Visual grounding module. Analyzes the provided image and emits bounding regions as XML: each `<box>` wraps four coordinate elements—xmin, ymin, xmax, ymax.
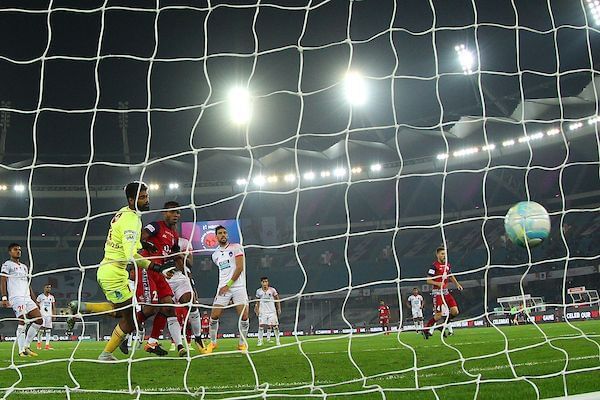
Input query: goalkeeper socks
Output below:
<box><xmin>82</xmin><ymin>302</ymin><xmax>114</xmax><ymax>314</ymax></box>
<box><xmin>167</xmin><ymin>316</ymin><xmax>183</xmax><ymax>346</ymax></box>
<box><xmin>209</xmin><ymin>318</ymin><xmax>219</xmax><ymax>344</ymax></box>
<box><xmin>188</xmin><ymin>310</ymin><xmax>202</xmax><ymax>337</ymax></box>
<box><xmin>16</xmin><ymin>325</ymin><xmax>26</xmax><ymax>353</ymax></box>
<box><xmin>151</xmin><ymin>313</ymin><xmax>167</xmax><ymax>340</ymax></box>
<box><xmin>24</xmin><ymin>322</ymin><xmax>42</xmax><ymax>349</ymax></box>
<box><xmin>239</xmin><ymin>319</ymin><xmax>249</xmax><ymax>345</ymax></box>
<box><xmin>104</xmin><ymin>324</ymin><xmax>126</xmax><ymax>353</ymax></box>
<box><xmin>258</xmin><ymin>327</ymin><xmax>264</xmax><ymax>342</ymax></box>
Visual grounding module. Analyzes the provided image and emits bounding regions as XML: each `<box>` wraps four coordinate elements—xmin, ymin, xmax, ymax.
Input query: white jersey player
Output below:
<box><xmin>407</xmin><ymin>288</ymin><xmax>424</xmax><ymax>332</ymax></box>
<box><xmin>254</xmin><ymin>277</ymin><xmax>281</xmax><ymax>346</ymax></box>
<box><xmin>205</xmin><ymin>225</ymin><xmax>249</xmax><ymax>353</ymax></box>
<box><xmin>36</xmin><ymin>284</ymin><xmax>56</xmax><ymax>350</ymax></box>
<box><xmin>0</xmin><ymin>243</ymin><xmax>43</xmax><ymax>357</ymax></box>
<box><xmin>165</xmin><ymin>236</ymin><xmax>206</xmax><ymax>353</ymax></box>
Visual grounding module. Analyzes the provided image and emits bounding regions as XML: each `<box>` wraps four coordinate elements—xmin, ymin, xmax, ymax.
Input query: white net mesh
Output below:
<box><xmin>0</xmin><ymin>0</ymin><xmax>599</xmax><ymax>399</ymax></box>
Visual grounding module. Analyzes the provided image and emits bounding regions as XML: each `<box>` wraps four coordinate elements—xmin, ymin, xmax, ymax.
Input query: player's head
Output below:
<box><xmin>379</xmin><ymin>299</ymin><xmax>385</xmax><ymax>305</ymax></box>
<box><xmin>7</xmin><ymin>243</ymin><xmax>21</xmax><ymax>260</ymax></box>
<box><xmin>412</xmin><ymin>287</ymin><xmax>419</xmax><ymax>295</ymax></box>
<box><xmin>215</xmin><ymin>225</ymin><xmax>228</xmax><ymax>245</ymax></box>
<box><xmin>44</xmin><ymin>284</ymin><xmax>52</xmax><ymax>294</ymax></box>
<box><xmin>125</xmin><ymin>181</ymin><xmax>149</xmax><ymax>212</ymax></box>
<box><xmin>436</xmin><ymin>246</ymin><xmax>446</xmax><ymax>263</ymax></box>
<box><xmin>162</xmin><ymin>201</ymin><xmax>181</xmax><ymax>227</ymax></box>
<box><xmin>260</xmin><ymin>276</ymin><xmax>269</xmax><ymax>288</ymax></box>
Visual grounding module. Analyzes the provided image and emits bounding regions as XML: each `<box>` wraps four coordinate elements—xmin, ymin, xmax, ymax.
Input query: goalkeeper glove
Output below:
<box><xmin>150</xmin><ymin>258</ymin><xmax>176</xmax><ymax>274</ymax></box>
<box><xmin>141</xmin><ymin>241</ymin><xmax>158</xmax><ymax>253</ymax></box>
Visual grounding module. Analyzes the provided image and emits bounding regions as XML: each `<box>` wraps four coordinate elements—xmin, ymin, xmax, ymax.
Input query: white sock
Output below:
<box><xmin>127</xmin><ymin>334</ymin><xmax>133</xmax><ymax>347</ymax></box>
<box><xmin>258</xmin><ymin>327</ymin><xmax>264</xmax><ymax>342</ymax></box>
<box><xmin>24</xmin><ymin>323</ymin><xmax>42</xmax><ymax>349</ymax></box>
<box><xmin>274</xmin><ymin>326</ymin><xmax>280</xmax><ymax>343</ymax></box>
<box><xmin>45</xmin><ymin>330</ymin><xmax>51</xmax><ymax>345</ymax></box>
<box><xmin>239</xmin><ymin>319</ymin><xmax>249</xmax><ymax>345</ymax></box>
<box><xmin>16</xmin><ymin>325</ymin><xmax>26</xmax><ymax>353</ymax></box>
<box><xmin>37</xmin><ymin>329</ymin><xmax>42</xmax><ymax>344</ymax></box>
<box><xmin>266</xmin><ymin>328</ymin><xmax>272</xmax><ymax>341</ymax></box>
<box><xmin>448</xmin><ymin>325</ymin><xmax>454</xmax><ymax>334</ymax></box>
<box><xmin>188</xmin><ymin>310</ymin><xmax>202</xmax><ymax>338</ymax></box>
<box><xmin>167</xmin><ymin>317</ymin><xmax>183</xmax><ymax>346</ymax></box>
<box><xmin>209</xmin><ymin>318</ymin><xmax>219</xmax><ymax>344</ymax></box>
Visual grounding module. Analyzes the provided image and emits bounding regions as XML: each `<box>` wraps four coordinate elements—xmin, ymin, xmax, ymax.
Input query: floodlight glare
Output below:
<box><xmin>236</xmin><ymin>178</ymin><xmax>247</xmax><ymax>186</ymax></box>
<box><xmin>14</xmin><ymin>184</ymin><xmax>25</xmax><ymax>192</ymax></box>
<box><xmin>455</xmin><ymin>44</ymin><xmax>475</xmax><ymax>74</ymax></box>
<box><xmin>502</xmin><ymin>140</ymin><xmax>515</xmax><ymax>147</ymax></box>
<box><xmin>253</xmin><ymin>175</ymin><xmax>266</xmax><ymax>186</ymax></box>
<box><xmin>320</xmin><ymin>170</ymin><xmax>331</xmax><ymax>178</ymax></box>
<box><xmin>343</xmin><ymin>71</ymin><xmax>367</xmax><ymax>106</ymax></box>
<box><xmin>168</xmin><ymin>182</ymin><xmax>179</xmax><ymax>190</ymax></box>
<box><xmin>303</xmin><ymin>171</ymin><xmax>315</xmax><ymax>181</ymax></box>
<box><xmin>436</xmin><ymin>154</ymin><xmax>449</xmax><ymax>160</ymax></box>
<box><xmin>284</xmin><ymin>174</ymin><xmax>296</xmax><ymax>183</ymax></box>
<box><xmin>228</xmin><ymin>87</ymin><xmax>252</xmax><ymax>124</ymax></box>
<box><xmin>546</xmin><ymin>128</ymin><xmax>560</xmax><ymax>136</ymax></box>
<box><xmin>333</xmin><ymin>167</ymin><xmax>346</xmax><ymax>177</ymax></box>
<box><xmin>569</xmin><ymin>122</ymin><xmax>583</xmax><ymax>131</ymax></box>
<box><xmin>351</xmin><ymin>167</ymin><xmax>362</xmax><ymax>174</ymax></box>
<box><xmin>149</xmin><ymin>183</ymin><xmax>160</xmax><ymax>190</ymax></box>
<box><xmin>586</xmin><ymin>0</ymin><xmax>600</xmax><ymax>25</ymax></box>
<box><xmin>267</xmin><ymin>175</ymin><xmax>279</xmax><ymax>183</ymax></box>
<box><xmin>370</xmin><ymin>163</ymin><xmax>382</xmax><ymax>171</ymax></box>
<box><xmin>0</xmin><ymin>185</ymin><xmax>7</xmax><ymax>191</ymax></box>
<box><xmin>481</xmin><ymin>144</ymin><xmax>496</xmax><ymax>151</ymax></box>
<box><xmin>453</xmin><ymin>147</ymin><xmax>479</xmax><ymax>157</ymax></box>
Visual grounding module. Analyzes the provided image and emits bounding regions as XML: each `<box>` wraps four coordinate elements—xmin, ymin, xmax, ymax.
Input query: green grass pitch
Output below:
<box><xmin>0</xmin><ymin>321</ymin><xmax>598</xmax><ymax>399</ymax></box>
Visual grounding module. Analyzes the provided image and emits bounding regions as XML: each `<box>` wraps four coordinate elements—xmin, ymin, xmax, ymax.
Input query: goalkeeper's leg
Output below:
<box><xmin>99</xmin><ymin>298</ymin><xmax>135</xmax><ymax>361</ymax></box>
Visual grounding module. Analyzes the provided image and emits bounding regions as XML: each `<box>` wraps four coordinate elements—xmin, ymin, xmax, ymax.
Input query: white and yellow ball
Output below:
<box><xmin>504</xmin><ymin>201</ymin><xmax>551</xmax><ymax>248</ymax></box>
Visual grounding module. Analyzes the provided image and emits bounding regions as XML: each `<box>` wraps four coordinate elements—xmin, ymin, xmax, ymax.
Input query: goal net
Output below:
<box><xmin>0</xmin><ymin>0</ymin><xmax>599</xmax><ymax>399</ymax></box>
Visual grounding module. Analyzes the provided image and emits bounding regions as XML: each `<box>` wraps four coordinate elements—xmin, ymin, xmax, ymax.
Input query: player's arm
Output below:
<box><xmin>0</xmin><ymin>273</ymin><xmax>8</xmax><ymax>307</ymax></box>
<box><xmin>426</xmin><ymin>267</ymin><xmax>443</xmax><ymax>288</ymax></box>
<box><xmin>122</xmin><ymin>217</ymin><xmax>171</xmax><ymax>272</ymax></box>
<box><xmin>275</xmin><ymin>293</ymin><xmax>281</xmax><ymax>315</ymax></box>
<box><xmin>254</xmin><ymin>298</ymin><xmax>260</xmax><ymax>316</ymax></box>
<box><xmin>52</xmin><ymin>298</ymin><xmax>56</xmax><ymax>320</ymax></box>
<box><xmin>449</xmin><ymin>274</ymin><xmax>463</xmax><ymax>291</ymax></box>
<box><xmin>29</xmin><ymin>287</ymin><xmax>36</xmax><ymax>302</ymax></box>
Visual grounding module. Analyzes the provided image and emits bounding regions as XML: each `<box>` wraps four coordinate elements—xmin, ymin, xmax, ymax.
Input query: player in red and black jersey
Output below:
<box><xmin>423</xmin><ymin>246</ymin><xmax>463</xmax><ymax>339</ymax></box>
<box><xmin>378</xmin><ymin>300</ymin><xmax>391</xmax><ymax>335</ymax></box>
<box><xmin>138</xmin><ymin>201</ymin><xmax>186</xmax><ymax>356</ymax></box>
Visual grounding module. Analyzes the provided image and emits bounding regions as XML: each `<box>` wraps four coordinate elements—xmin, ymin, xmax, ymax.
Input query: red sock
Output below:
<box><xmin>151</xmin><ymin>313</ymin><xmax>167</xmax><ymax>339</ymax></box>
<box><xmin>425</xmin><ymin>317</ymin><xmax>436</xmax><ymax>328</ymax></box>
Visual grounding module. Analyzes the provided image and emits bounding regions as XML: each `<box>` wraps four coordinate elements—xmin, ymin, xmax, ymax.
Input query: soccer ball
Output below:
<box><xmin>504</xmin><ymin>201</ymin><xmax>551</xmax><ymax>248</ymax></box>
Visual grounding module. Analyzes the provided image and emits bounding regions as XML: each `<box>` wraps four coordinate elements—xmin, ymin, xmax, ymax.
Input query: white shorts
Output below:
<box><xmin>412</xmin><ymin>309</ymin><xmax>423</xmax><ymax>319</ymax></box>
<box><xmin>213</xmin><ymin>286</ymin><xmax>248</xmax><ymax>307</ymax></box>
<box><xmin>168</xmin><ymin>276</ymin><xmax>194</xmax><ymax>303</ymax></box>
<box><xmin>41</xmin><ymin>315</ymin><xmax>53</xmax><ymax>329</ymax></box>
<box><xmin>259</xmin><ymin>312</ymin><xmax>279</xmax><ymax>326</ymax></box>
<box><xmin>11</xmin><ymin>297</ymin><xmax>38</xmax><ymax>318</ymax></box>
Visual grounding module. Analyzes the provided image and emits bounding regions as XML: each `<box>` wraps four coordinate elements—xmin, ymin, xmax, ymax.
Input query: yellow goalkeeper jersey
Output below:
<box><xmin>103</xmin><ymin>206</ymin><xmax>150</xmax><ymax>269</ymax></box>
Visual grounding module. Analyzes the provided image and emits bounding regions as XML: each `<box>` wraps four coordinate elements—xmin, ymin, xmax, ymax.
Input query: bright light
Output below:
<box><xmin>284</xmin><ymin>174</ymin><xmax>295</xmax><ymax>183</ymax></box>
<box><xmin>569</xmin><ymin>122</ymin><xmax>583</xmax><ymax>131</ymax></box>
<box><xmin>546</xmin><ymin>128</ymin><xmax>560</xmax><ymax>136</ymax></box>
<box><xmin>502</xmin><ymin>140</ymin><xmax>515</xmax><ymax>147</ymax></box>
<box><xmin>253</xmin><ymin>175</ymin><xmax>266</xmax><ymax>186</ymax></box>
<box><xmin>481</xmin><ymin>144</ymin><xmax>496</xmax><ymax>151</ymax></box>
<box><xmin>455</xmin><ymin>44</ymin><xmax>475</xmax><ymax>74</ymax></box>
<box><xmin>320</xmin><ymin>170</ymin><xmax>330</xmax><ymax>178</ymax></box>
<box><xmin>588</xmin><ymin>115</ymin><xmax>600</xmax><ymax>124</ymax></box>
<box><xmin>149</xmin><ymin>183</ymin><xmax>160</xmax><ymax>190</ymax></box>
<box><xmin>168</xmin><ymin>182</ymin><xmax>179</xmax><ymax>190</ymax></box>
<box><xmin>453</xmin><ymin>147</ymin><xmax>479</xmax><ymax>157</ymax></box>
<box><xmin>351</xmin><ymin>167</ymin><xmax>362</xmax><ymax>174</ymax></box>
<box><xmin>370</xmin><ymin>163</ymin><xmax>382</xmax><ymax>171</ymax></box>
<box><xmin>587</xmin><ymin>0</ymin><xmax>600</xmax><ymax>25</ymax></box>
<box><xmin>303</xmin><ymin>171</ymin><xmax>315</xmax><ymax>181</ymax></box>
<box><xmin>343</xmin><ymin>71</ymin><xmax>368</xmax><ymax>106</ymax></box>
<box><xmin>333</xmin><ymin>167</ymin><xmax>346</xmax><ymax>177</ymax></box>
<box><xmin>436</xmin><ymin>153</ymin><xmax>449</xmax><ymax>160</ymax></box>
<box><xmin>228</xmin><ymin>87</ymin><xmax>252</xmax><ymax>125</ymax></box>
<box><xmin>530</xmin><ymin>132</ymin><xmax>544</xmax><ymax>140</ymax></box>
<box><xmin>267</xmin><ymin>175</ymin><xmax>279</xmax><ymax>183</ymax></box>
<box><xmin>14</xmin><ymin>184</ymin><xmax>25</xmax><ymax>192</ymax></box>
<box><xmin>0</xmin><ymin>185</ymin><xmax>7</xmax><ymax>191</ymax></box>
<box><xmin>236</xmin><ymin>178</ymin><xmax>247</xmax><ymax>186</ymax></box>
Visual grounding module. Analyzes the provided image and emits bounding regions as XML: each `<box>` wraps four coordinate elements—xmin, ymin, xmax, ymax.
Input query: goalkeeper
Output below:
<box><xmin>67</xmin><ymin>181</ymin><xmax>175</xmax><ymax>361</ymax></box>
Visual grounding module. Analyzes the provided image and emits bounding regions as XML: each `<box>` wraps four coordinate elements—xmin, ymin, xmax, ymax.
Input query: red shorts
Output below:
<box><xmin>147</xmin><ymin>268</ymin><xmax>174</xmax><ymax>300</ymax></box>
<box><xmin>135</xmin><ymin>268</ymin><xmax>158</xmax><ymax>303</ymax></box>
<box><xmin>380</xmin><ymin>317</ymin><xmax>389</xmax><ymax>325</ymax></box>
<box><xmin>201</xmin><ymin>327</ymin><xmax>209</xmax><ymax>334</ymax></box>
<box><xmin>433</xmin><ymin>293</ymin><xmax>458</xmax><ymax>312</ymax></box>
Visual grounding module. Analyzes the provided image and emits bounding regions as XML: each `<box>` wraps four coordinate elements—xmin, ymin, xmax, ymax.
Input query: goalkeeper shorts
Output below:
<box><xmin>97</xmin><ymin>262</ymin><xmax>133</xmax><ymax>304</ymax></box>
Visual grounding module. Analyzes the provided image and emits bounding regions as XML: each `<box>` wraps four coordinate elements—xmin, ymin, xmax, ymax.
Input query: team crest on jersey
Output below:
<box><xmin>229</xmin><ymin>252</ymin><xmax>233</xmax><ymax>257</ymax></box>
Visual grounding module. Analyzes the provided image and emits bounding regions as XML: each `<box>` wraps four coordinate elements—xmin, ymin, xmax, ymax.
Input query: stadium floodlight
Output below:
<box><xmin>333</xmin><ymin>167</ymin><xmax>346</xmax><ymax>177</ymax></box>
<box><xmin>569</xmin><ymin>122</ymin><xmax>583</xmax><ymax>131</ymax></box>
<box><xmin>481</xmin><ymin>144</ymin><xmax>496</xmax><ymax>151</ymax></box>
<box><xmin>436</xmin><ymin>153</ymin><xmax>449</xmax><ymax>160</ymax></box>
<box><xmin>283</xmin><ymin>174</ymin><xmax>295</xmax><ymax>183</ymax></box>
<box><xmin>228</xmin><ymin>86</ymin><xmax>252</xmax><ymax>125</ymax></box>
<box><xmin>586</xmin><ymin>0</ymin><xmax>600</xmax><ymax>25</ymax></box>
<box><xmin>320</xmin><ymin>170</ymin><xmax>331</xmax><ymax>178</ymax></box>
<box><xmin>588</xmin><ymin>115</ymin><xmax>600</xmax><ymax>124</ymax></box>
<box><xmin>546</xmin><ymin>128</ymin><xmax>560</xmax><ymax>136</ymax></box>
<box><xmin>343</xmin><ymin>71</ymin><xmax>367</xmax><ymax>106</ymax></box>
<box><xmin>168</xmin><ymin>182</ymin><xmax>179</xmax><ymax>190</ymax></box>
<box><xmin>530</xmin><ymin>132</ymin><xmax>544</xmax><ymax>140</ymax></box>
<box><xmin>502</xmin><ymin>139</ymin><xmax>515</xmax><ymax>147</ymax></box>
<box><xmin>236</xmin><ymin>178</ymin><xmax>247</xmax><ymax>186</ymax></box>
<box><xmin>303</xmin><ymin>171</ymin><xmax>315</xmax><ymax>181</ymax></box>
<box><xmin>0</xmin><ymin>185</ymin><xmax>7</xmax><ymax>191</ymax></box>
<box><xmin>253</xmin><ymin>175</ymin><xmax>266</xmax><ymax>186</ymax></box>
<box><xmin>149</xmin><ymin>183</ymin><xmax>160</xmax><ymax>190</ymax></box>
<box><xmin>267</xmin><ymin>175</ymin><xmax>278</xmax><ymax>183</ymax></box>
<box><xmin>370</xmin><ymin>163</ymin><xmax>382</xmax><ymax>171</ymax></box>
<box><xmin>14</xmin><ymin>184</ymin><xmax>25</xmax><ymax>192</ymax></box>
<box><xmin>351</xmin><ymin>167</ymin><xmax>362</xmax><ymax>174</ymax></box>
<box><xmin>455</xmin><ymin>44</ymin><xmax>474</xmax><ymax>74</ymax></box>
<box><xmin>453</xmin><ymin>147</ymin><xmax>479</xmax><ymax>157</ymax></box>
